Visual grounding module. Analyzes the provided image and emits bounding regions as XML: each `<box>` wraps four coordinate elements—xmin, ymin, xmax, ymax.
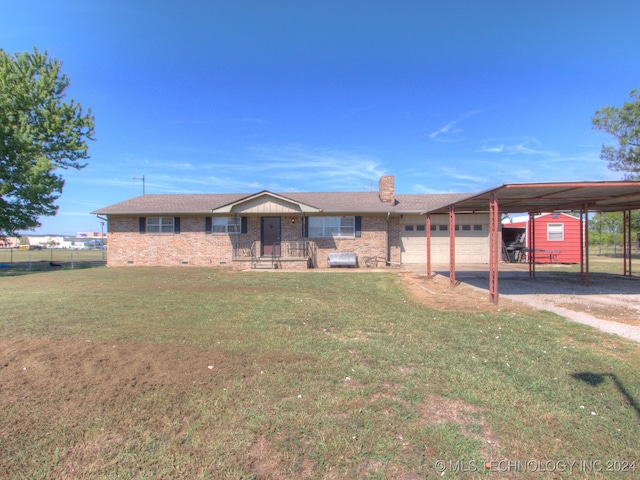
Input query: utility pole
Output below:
<box><xmin>133</xmin><ymin>175</ymin><xmax>146</xmax><ymax>195</ymax></box>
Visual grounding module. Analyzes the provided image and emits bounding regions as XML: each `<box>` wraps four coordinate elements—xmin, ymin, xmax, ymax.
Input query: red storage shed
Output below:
<box><xmin>502</xmin><ymin>212</ymin><xmax>582</xmax><ymax>263</ymax></box>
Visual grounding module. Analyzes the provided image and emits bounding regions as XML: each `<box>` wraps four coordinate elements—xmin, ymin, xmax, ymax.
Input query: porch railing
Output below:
<box><xmin>232</xmin><ymin>240</ymin><xmax>316</xmax><ymax>264</ymax></box>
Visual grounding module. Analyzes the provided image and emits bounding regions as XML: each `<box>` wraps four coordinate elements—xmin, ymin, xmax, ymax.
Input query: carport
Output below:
<box><xmin>423</xmin><ymin>181</ymin><xmax>640</xmax><ymax>304</ymax></box>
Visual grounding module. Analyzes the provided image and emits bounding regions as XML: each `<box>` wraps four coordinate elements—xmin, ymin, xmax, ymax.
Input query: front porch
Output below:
<box><xmin>232</xmin><ymin>240</ymin><xmax>317</xmax><ymax>269</ymax></box>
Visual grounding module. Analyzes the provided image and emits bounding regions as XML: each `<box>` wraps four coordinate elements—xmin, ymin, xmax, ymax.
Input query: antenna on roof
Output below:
<box><xmin>133</xmin><ymin>175</ymin><xmax>146</xmax><ymax>195</ymax></box>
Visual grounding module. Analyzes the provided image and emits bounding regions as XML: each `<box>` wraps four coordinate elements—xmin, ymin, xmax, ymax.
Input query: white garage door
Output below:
<box><xmin>400</xmin><ymin>225</ymin><xmax>427</xmax><ymax>264</ymax></box>
<box><xmin>400</xmin><ymin>224</ymin><xmax>450</xmax><ymax>264</ymax></box>
<box><xmin>400</xmin><ymin>215</ymin><xmax>490</xmax><ymax>264</ymax></box>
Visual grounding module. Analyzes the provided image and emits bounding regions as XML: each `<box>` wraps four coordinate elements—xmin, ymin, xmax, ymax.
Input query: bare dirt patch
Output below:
<box><xmin>417</xmin><ymin>394</ymin><xmax>502</xmax><ymax>459</ymax></box>
<box><xmin>400</xmin><ymin>270</ymin><xmax>640</xmax><ymax>331</ymax></box>
<box><xmin>0</xmin><ymin>337</ymin><xmax>221</xmax><ymax>443</ymax></box>
<box><xmin>399</xmin><ymin>272</ymin><xmax>531</xmax><ymax>315</ymax></box>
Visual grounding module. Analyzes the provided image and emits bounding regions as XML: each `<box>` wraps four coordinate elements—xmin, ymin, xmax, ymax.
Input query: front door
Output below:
<box><xmin>261</xmin><ymin>217</ymin><xmax>281</xmax><ymax>256</ymax></box>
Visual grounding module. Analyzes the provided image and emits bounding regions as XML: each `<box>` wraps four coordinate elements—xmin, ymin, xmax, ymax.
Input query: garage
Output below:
<box><xmin>400</xmin><ymin>214</ymin><xmax>490</xmax><ymax>264</ymax></box>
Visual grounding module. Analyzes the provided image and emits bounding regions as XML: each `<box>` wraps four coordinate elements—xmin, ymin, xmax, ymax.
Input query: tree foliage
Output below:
<box><xmin>0</xmin><ymin>48</ymin><xmax>95</xmax><ymax>236</ymax></box>
<box><xmin>589</xmin><ymin>211</ymin><xmax>640</xmax><ymax>249</ymax></box>
<box><xmin>592</xmin><ymin>89</ymin><xmax>640</xmax><ymax>179</ymax></box>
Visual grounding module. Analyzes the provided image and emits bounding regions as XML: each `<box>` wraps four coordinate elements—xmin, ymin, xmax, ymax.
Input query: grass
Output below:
<box><xmin>0</xmin><ymin>248</ymin><xmax>105</xmax><ymax>273</ymax></box>
<box><xmin>1</xmin><ymin>267</ymin><xmax>639</xmax><ymax>478</ymax></box>
<box><xmin>535</xmin><ymin>246</ymin><xmax>640</xmax><ymax>276</ymax></box>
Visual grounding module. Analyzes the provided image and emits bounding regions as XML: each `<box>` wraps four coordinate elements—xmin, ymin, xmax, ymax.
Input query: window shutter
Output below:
<box><xmin>241</xmin><ymin>216</ymin><xmax>248</xmax><ymax>234</ymax></box>
<box><xmin>205</xmin><ymin>217</ymin><xmax>212</xmax><ymax>234</ymax></box>
<box><xmin>174</xmin><ymin>217</ymin><xmax>181</xmax><ymax>233</ymax></box>
<box><xmin>139</xmin><ymin>217</ymin><xmax>146</xmax><ymax>234</ymax></box>
<box><xmin>355</xmin><ymin>216</ymin><xmax>362</xmax><ymax>238</ymax></box>
<box><xmin>303</xmin><ymin>217</ymin><xmax>308</xmax><ymax>238</ymax></box>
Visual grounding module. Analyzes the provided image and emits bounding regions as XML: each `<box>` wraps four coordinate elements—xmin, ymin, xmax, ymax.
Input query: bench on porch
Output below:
<box><xmin>327</xmin><ymin>252</ymin><xmax>357</xmax><ymax>267</ymax></box>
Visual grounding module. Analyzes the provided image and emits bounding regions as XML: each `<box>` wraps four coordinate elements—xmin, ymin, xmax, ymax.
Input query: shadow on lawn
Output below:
<box><xmin>572</xmin><ymin>372</ymin><xmax>640</xmax><ymax>420</ymax></box>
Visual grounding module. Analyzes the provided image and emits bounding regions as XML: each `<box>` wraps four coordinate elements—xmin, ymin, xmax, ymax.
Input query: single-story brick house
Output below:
<box><xmin>92</xmin><ymin>176</ymin><xmax>491</xmax><ymax>269</ymax></box>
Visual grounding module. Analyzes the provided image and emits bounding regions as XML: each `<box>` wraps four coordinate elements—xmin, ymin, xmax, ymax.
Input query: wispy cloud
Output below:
<box><xmin>428</xmin><ymin>110</ymin><xmax>482</xmax><ymax>142</ymax></box>
<box><xmin>477</xmin><ymin>139</ymin><xmax>556</xmax><ymax>157</ymax></box>
<box><xmin>241</xmin><ymin>144</ymin><xmax>387</xmax><ymax>191</ymax></box>
<box><xmin>99</xmin><ymin>145</ymin><xmax>388</xmax><ymax>194</ymax></box>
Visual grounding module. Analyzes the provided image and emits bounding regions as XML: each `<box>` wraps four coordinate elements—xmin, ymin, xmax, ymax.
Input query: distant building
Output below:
<box><xmin>502</xmin><ymin>213</ymin><xmax>582</xmax><ymax>263</ymax></box>
<box><xmin>0</xmin><ymin>237</ymin><xmax>20</xmax><ymax>248</ymax></box>
<box><xmin>76</xmin><ymin>232</ymin><xmax>107</xmax><ymax>239</ymax></box>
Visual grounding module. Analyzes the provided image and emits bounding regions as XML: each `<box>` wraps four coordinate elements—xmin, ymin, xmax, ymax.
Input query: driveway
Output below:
<box><xmin>402</xmin><ymin>263</ymin><xmax>640</xmax><ymax>343</ymax></box>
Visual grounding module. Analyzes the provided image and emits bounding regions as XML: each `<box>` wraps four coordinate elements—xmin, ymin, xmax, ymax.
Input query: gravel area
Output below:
<box><xmin>403</xmin><ymin>264</ymin><xmax>640</xmax><ymax>343</ymax></box>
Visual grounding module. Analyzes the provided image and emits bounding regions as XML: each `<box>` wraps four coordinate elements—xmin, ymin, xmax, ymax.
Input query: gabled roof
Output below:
<box><xmin>211</xmin><ymin>191</ymin><xmax>322</xmax><ymax>214</ymax></box>
<box><xmin>504</xmin><ymin>212</ymin><xmax>579</xmax><ymax>224</ymax></box>
<box><xmin>92</xmin><ymin>191</ymin><xmax>470</xmax><ymax>216</ymax></box>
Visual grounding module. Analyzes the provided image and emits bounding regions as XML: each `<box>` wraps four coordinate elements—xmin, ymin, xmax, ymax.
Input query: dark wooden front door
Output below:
<box><xmin>261</xmin><ymin>217</ymin><xmax>281</xmax><ymax>256</ymax></box>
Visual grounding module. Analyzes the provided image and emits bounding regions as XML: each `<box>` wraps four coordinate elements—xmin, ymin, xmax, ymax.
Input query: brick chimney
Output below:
<box><xmin>378</xmin><ymin>175</ymin><xmax>395</xmax><ymax>203</ymax></box>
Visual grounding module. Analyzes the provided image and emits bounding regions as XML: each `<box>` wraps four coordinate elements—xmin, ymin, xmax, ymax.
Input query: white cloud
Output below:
<box><xmin>428</xmin><ymin>110</ymin><xmax>482</xmax><ymax>142</ymax></box>
<box><xmin>477</xmin><ymin>139</ymin><xmax>556</xmax><ymax>157</ymax></box>
<box><xmin>478</xmin><ymin>144</ymin><xmax>505</xmax><ymax>153</ymax></box>
<box><xmin>241</xmin><ymin>144</ymin><xmax>387</xmax><ymax>190</ymax></box>
<box><xmin>108</xmin><ymin>144</ymin><xmax>388</xmax><ymax>194</ymax></box>
<box><xmin>428</xmin><ymin>120</ymin><xmax>462</xmax><ymax>140</ymax></box>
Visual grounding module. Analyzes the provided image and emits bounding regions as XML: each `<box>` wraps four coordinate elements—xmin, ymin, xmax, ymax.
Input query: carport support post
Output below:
<box><xmin>425</xmin><ymin>214</ymin><xmax>432</xmax><ymax>277</ymax></box>
<box><xmin>528</xmin><ymin>212</ymin><xmax>536</xmax><ymax>278</ymax></box>
<box><xmin>630</xmin><ymin>211</ymin><xmax>633</xmax><ymax>275</ymax></box>
<box><xmin>489</xmin><ymin>192</ymin><xmax>499</xmax><ymax>304</ymax></box>
<box><xmin>580</xmin><ymin>204</ymin><xmax>590</xmax><ymax>287</ymax></box>
<box><xmin>449</xmin><ymin>206</ymin><xmax>456</xmax><ymax>286</ymax></box>
<box><xmin>623</xmin><ymin>210</ymin><xmax>632</xmax><ymax>276</ymax></box>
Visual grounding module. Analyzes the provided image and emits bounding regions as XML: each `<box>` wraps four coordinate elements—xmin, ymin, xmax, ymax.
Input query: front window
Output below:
<box><xmin>309</xmin><ymin>216</ymin><xmax>355</xmax><ymax>237</ymax></box>
<box><xmin>212</xmin><ymin>217</ymin><xmax>241</xmax><ymax>234</ymax></box>
<box><xmin>147</xmin><ymin>217</ymin><xmax>174</xmax><ymax>233</ymax></box>
<box><xmin>547</xmin><ymin>223</ymin><xmax>564</xmax><ymax>241</ymax></box>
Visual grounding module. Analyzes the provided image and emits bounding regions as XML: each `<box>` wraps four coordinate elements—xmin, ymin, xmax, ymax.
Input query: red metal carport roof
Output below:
<box><xmin>423</xmin><ymin>181</ymin><xmax>640</xmax><ymax>215</ymax></box>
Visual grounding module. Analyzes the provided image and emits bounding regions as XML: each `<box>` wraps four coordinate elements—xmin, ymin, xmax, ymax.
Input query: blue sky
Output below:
<box><xmin>3</xmin><ymin>1</ymin><xmax>640</xmax><ymax>235</ymax></box>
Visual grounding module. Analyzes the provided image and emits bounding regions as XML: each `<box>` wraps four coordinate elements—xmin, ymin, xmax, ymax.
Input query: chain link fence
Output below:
<box><xmin>0</xmin><ymin>248</ymin><xmax>106</xmax><ymax>272</ymax></box>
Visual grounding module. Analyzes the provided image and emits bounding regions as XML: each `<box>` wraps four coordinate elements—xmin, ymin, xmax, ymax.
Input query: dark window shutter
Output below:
<box><xmin>355</xmin><ymin>216</ymin><xmax>362</xmax><ymax>237</ymax></box>
<box><xmin>205</xmin><ymin>217</ymin><xmax>212</xmax><ymax>233</ymax></box>
<box><xmin>139</xmin><ymin>217</ymin><xmax>146</xmax><ymax>234</ymax></box>
<box><xmin>174</xmin><ymin>217</ymin><xmax>181</xmax><ymax>233</ymax></box>
<box><xmin>303</xmin><ymin>217</ymin><xmax>308</xmax><ymax>238</ymax></box>
<box><xmin>241</xmin><ymin>216</ymin><xmax>248</xmax><ymax>234</ymax></box>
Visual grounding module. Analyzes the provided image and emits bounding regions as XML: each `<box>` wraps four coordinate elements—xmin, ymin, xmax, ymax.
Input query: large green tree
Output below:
<box><xmin>592</xmin><ymin>89</ymin><xmax>640</xmax><ymax>179</ymax></box>
<box><xmin>0</xmin><ymin>48</ymin><xmax>95</xmax><ymax>236</ymax></box>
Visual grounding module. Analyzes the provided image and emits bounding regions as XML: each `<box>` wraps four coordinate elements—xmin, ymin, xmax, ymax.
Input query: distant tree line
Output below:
<box><xmin>588</xmin><ymin>211</ymin><xmax>640</xmax><ymax>252</ymax></box>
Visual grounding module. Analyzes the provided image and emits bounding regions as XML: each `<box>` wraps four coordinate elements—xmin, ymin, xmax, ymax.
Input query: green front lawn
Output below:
<box><xmin>1</xmin><ymin>267</ymin><xmax>638</xmax><ymax>478</ymax></box>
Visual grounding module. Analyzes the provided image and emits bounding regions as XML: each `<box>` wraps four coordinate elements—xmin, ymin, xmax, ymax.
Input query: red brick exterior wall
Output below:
<box><xmin>106</xmin><ymin>214</ymin><xmax>399</xmax><ymax>269</ymax></box>
<box><xmin>387</xmin><ymin>215</ymin><xmax>402</xmax><ymax>264</ymax></box>
<box><xmin>313</xmin><ymin>215</ymin><xmax>392</xmax><ymax>268</ymax></box>
<box><xmin>107</xmin><ymin>216</ymin><xmax>247</xmax><ymax>267</ymax></box>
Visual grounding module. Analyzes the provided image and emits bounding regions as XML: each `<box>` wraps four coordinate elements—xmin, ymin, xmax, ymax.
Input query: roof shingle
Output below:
<box><xmin>92</xmin><ymin>191</ymin><xmax>470</xmax><ymax>215</ymax></box>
